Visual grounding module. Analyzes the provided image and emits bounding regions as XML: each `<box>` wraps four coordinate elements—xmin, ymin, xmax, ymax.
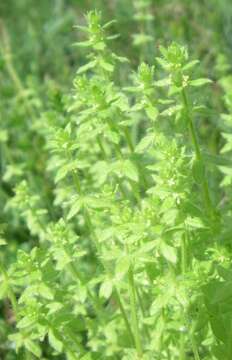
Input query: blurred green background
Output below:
<box><xmin>1</xmin><ymin>0</ymin><xmax>232</xmax><ymax>358</ymax></box>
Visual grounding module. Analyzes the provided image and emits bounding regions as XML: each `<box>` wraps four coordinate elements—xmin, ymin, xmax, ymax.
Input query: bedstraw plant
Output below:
<box><xmin>1</xmin><ymin>10</ymin><xmax>232</xmax><ymax>360</ymax></box>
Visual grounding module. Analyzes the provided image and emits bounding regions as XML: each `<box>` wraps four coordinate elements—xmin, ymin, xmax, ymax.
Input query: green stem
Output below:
<box><xmin>68</xmin><ymin>262</ymin><xmax>103</xmax><ymax>315</ymax></box>
<box><xmin>113</xmin><ymin>288</ymin><xmax>136</xmax><ymax>347</ymax></box>
<box><xmin>128</xmin><ymin>266</ymin><xmax>143</xmax><ymax>358</ymax></box>
<box><xmin>69</xmin><ymin>162</ymin><xmax>96</xmax><ymax>238</ymax></box>
<box><xmin>136</xmin><ymin>286</ymin><xmax>150</xmax><ymax>341</ymax></box>
<box><xmin>96</xmin><ymin>137</ymin><xmax>148</xmax><ymax>343</ymax></box>
<box><xmin>38</xmin><ymin>191</ymin><xmax>103</xmax><ymax>316</ymax></box>
<box><xmin>181</xmin><ymin>233</ymin><xmax>187</xmax><ymax>275</ymax></box>
<box><xmin>97</xmin><ymin>136</ymin><xmax>140</xmax><ymax>202</ymax></box>
<box><xmin>189</xmin><ymin>333</ymin><xmax>201</xmax><ymax>360</ymax></box>
<box><xmin>97</xmin><ymin>135</ymin><xmax>107</xmax><ymax>158</ymax></box>
<box><xmin>123</xmin><ymin>126</ymin><xmax>148</xmax><ymax>190</ymax></box>
<box><xmin>180</xmin><ymin>233</ymin><xmax>187</xmax><ymax>360</ymax></box>
<box><xmin>68</xmin><ymin>155</ymin><xmax>134</xmax><ymax>347</ymax></box>
<box><xmin>105</xmin><ymin>120</ymin><xmax>141</xmax><ymax>203</ymax></box>
<box><xmin>25</xmin><ymin>348</ymin><xmax>31</xmax><ymax>360</ymax></box>
<box><xmin>180</xmin><ymin>333</ymin><xmax>186</xmax><ymax>360</ymax></box>
<box><xmin>123</xmin><ymin>127</ymin><xmax>134</xmax><ymax>153</ymax></box>
<box><xmin>181</xmin><ymin>89</ymin><xmax>214</xmax><ymax>217</ymax></box>
<box><xmin>182</xmin><ymin>226</ymin><xmax>201</xmax><ymax>360</ymax></box>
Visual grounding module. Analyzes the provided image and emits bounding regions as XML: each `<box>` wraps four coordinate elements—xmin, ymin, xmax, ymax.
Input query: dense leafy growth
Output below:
<box><xmin>1</xmin><ymin>1</ymin><xmax>232</xmax><ymax>359</ymax></box>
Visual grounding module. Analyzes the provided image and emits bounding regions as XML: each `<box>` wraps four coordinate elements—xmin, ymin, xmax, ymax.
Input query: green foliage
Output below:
<box><xmin>1</xmin><ymin>1</ymin><xmax>232</xmax><ymax>360</ymax></box>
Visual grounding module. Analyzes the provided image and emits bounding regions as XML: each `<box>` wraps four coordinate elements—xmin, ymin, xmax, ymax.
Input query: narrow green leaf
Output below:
<box><xmin>123</xmin><ymin>160</ymin><xmax>139</xmax><ymax>182</ymax></box>
<box><xmin>160</xmin><ymin>243</ymin><xmax>177</xmax><ymax>264</ymax></box>
<box><xmin>48</xmin><ymin>329</ymin><xmax>63</xmax><ymax>353</ymax></box>
<box><xmin>135</xmin><ymin>133</ymin><xmax>155</xmax><ymax>153</ymax></box>
<box><xmin>145</xmin><ymin>105</ymin><xmax>158</xmax><ymax>121</ymax></box>
<box><xmin>103</xmin><ymin>19</ymin><xmax>117</xmax><ymax>29</ymax></box>
<box><xmin>77</xmin><ymin>60</ymin><xmax>97</xmax><ymax>74</ymax></box>
<box><xmin>116</xmin><ymin>256</ymin><xmax>130</xmax><ymax>280</ymax></box>
<box><xmin>189</xmin><ymin>78</ymin><xmax>212</xmax><ymax>87</ymax></box>
<box><xmin>38</xmin><ymin>284</ymin><xmax>54</xmax><ymax>300</ymax></box>
<box><xmin>67</xmin><ymin>198</ymin><xmax>82</xmax><ymax>220</ymax></box>
<box><xmin>99</xmin><ymin>59</ymin><xmax>114</xmax><ymax>72</ymax></box>
<box><xmin>17</xmin><ymin>316</ymin><xmax>35</xmax><ymax>329</ymax></box>
<box><xmin>182</xmin><ymin>60</ymin><xmax>199</xmax><ymax>71</ymax></box>
<box><xmin>25</xmin><ymin>340</ymin><xmax>41</xmax><ymax>358</ymax></box>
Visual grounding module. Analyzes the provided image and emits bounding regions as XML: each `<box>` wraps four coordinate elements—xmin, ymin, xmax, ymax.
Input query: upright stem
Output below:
<box><xmin>181</xmin><ymin>89</ymin><xmax>214</xmax><ymax>217</ymax></box>
<box><xmin>128</xmin><ymin>266</ymin><xmax>143</xmax><ymax>358</ymax></box>
<box><xmin>25</xmin><ymin>348</ymin><xmax>32</xmax><ymax>360</ymax></box>
<box><xmin>123</xmin><ymin>127</ymin><xmax>134</xmax><ymax>153</ymax></box>
<box><xmin>123</xmin><ymin>126</ymin><xmax>148</xmax><ymax>190</ymax></box>
<box><xmin>180</xmin><ymin>334</ymin><xmax>186</xmax><ymax>360</ymax></box>
<box><xmin>105</xmin><ymin>119</ymin><xmax>142</xmax><ymax>203</ymax></box>
<box><xmin>68</xmin><ymin>263</ymin><xmax>103</xmax><ymax>316</ymax></box>
<box><xmin>181</xmin><ymin>233</ymin><xmax>187</xmax><ymax>275</ymax></box>
<box><xmin>181</xmin><ymin>226</ymin><xmax>201</xmax><ymax>360</ymax></box>
<box><xmin>113</xmin><ymin>289</ymin><xmax>135</xmax><ymax>347</ymax></box>
<box><xmin>68</xmin><ymin>153</ymin><xmax>135</xmax><ymax>347</ymax></box>
<box><xmin>96</xmin><ymin>137</ymin><xmax>148</xmax><ymax>344</ymax></box>
<box><xmin>190</xmin><ymin>334</ymin><xmax>201</xmax><ymax>360</ymax></box>
<box><xmin>180</xmin><ymin>233</ymin><xmax>187</xmax><ymax>360</ymax></box>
